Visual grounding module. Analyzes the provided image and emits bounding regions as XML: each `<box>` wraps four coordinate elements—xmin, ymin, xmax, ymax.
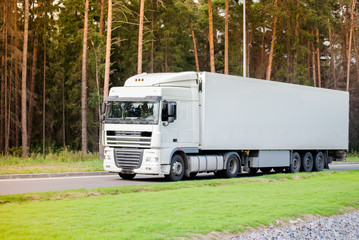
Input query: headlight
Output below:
<box><xmin>104</xmin><ymin>150</ymin><xmax>112</xmax><ymax>160</ymax></box>
<box><xmin>146</xmin><ymin>157</ymin><xmax>159</xmax><ymax>162</ymax></box>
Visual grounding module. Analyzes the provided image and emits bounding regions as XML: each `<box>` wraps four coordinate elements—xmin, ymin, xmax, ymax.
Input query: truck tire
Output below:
<box><xmin>301</xmin><ymin>152</ymin><xmax>313</xmax><ymax>172</ymax></box>
<box><xmin>289</xmin><ymin>152</ymin><xmax>301</xmax><ymax>173</ymax></box>
<box><xmin>313</xmin><ymin>151</ymin><xmax>325</xmax><ymax>172</ymax></box>
<box><xmin>165</xmin><ymin>154</ymin><xmax>185</xmax><ymax>181</ymax></box>
<box><xmin>223</xmin><ymin>154</ymin><xmax>240</xmax><ymax>178</ymax></box>
<box><xmin>118</xmin><ymin>173</ymin><xmax>136</xmax><ymax>180</ymax></box>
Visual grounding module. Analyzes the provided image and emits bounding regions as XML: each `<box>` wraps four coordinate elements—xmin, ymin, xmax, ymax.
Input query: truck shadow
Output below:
<box><xmin>123</xmin><ymin>171</ymin><xmax>279</xmax><ymax>183</ymax></box>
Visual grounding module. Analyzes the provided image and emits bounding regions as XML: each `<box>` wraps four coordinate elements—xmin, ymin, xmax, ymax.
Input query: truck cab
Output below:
<box><xmin>103</xmin><ymin>72</ymin><xmax>200</xmax><ymax>180</ymax></box>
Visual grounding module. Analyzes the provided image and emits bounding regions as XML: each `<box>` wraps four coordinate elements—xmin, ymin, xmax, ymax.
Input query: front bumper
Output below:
<box><xmin>103</xmin><ymin>147</ymin><xmax>170</xmax><ymax>175</ymax></box>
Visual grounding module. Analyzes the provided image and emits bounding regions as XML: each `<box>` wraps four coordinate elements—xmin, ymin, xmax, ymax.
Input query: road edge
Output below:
<box><xmin>0</xmin><ymin>171</ymin><xmax>113</xmax><ymax>180</ymax></box>
<box><xmin>0</xmin><ymin>162</ymin><xmax>357</xmax><ymax>180</ymax></box>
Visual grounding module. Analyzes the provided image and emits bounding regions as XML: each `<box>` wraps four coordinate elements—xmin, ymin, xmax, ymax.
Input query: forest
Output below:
<box><xmin>0</xmin><ymin>0</ymin><xmax>359</xmax><ymax>157</ymax></box>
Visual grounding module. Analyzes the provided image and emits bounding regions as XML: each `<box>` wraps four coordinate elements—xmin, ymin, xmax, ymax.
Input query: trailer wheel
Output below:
<box><xmin>313</xmin><ymin>151</ymin><xmax>325</xmax><ymax>172</ymax></box>
<box><xmin>260</xmin><ymin>168</ymin><xmax>272</xmax><ymax>174</ymax></box>
<box><xmin>289</xmin><ymin>152</ymin><xmax>301</xmax><ymax>173</ymax></box>
<box><xmin>223</xmin><ymin>154</ymin><xmax>240</xmax><ymax>178</ymax></box>
<box><xmin>301</xmin><ymin>152</ymin><xmax>313</xmax><ymax>172</ymax></box>
<box><xmin>118</xmin><ymin>173</ymin><xmax>136</xmax><ymax>180</ymax></box>
<box><xmin>165</xmin><ymin>154</ymin><xmax>185</xmax><ymax>181</ymax></box>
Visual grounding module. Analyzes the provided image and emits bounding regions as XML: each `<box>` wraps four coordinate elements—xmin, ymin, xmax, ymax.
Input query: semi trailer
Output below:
<box><xmin>102</xmin><ymin>72</ymin><xmax>349</xmax><ymax>181</ymax></box>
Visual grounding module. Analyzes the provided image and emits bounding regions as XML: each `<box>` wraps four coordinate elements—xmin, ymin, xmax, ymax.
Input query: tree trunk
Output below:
<box><xmin>316</xmin><ymin>28</ymin><xmax>321</xmax><ymax>88</ymax></box>
<box><xmin>311</xmin><ymin>29</ymin><xmax>317</xmax><ymax>87</ymax></box>
<box><xmin>354</xmin><ymin>30</ymin><xmax>359</xmax><ymax>93</ymax></box>
<box><xmin>94</xmin><ymin>0</ymin><xmax>105</xmax><ymax>154</ymax></box>
<box><xmin>14</xmin><ymin>0</ymin><xmax>19</xmax><ymax>148</ymax></box>
<box><xmin>208</xmin><ymin>0</ymin><xmax>215</xmax><ymax>73</ymax></box>
<box><xmin>101</xmin><ymin>0</ymin><xmax>113</xmax><ymax>160</ymax></box>
<box><xmin>137</xmin><ymin>0</ymin><xmax>145</xmax><ymax>74</ymax></box>
<box><xmin>224</xmin><ymin>0</ymin><xmax>229</xmax><ymax>74</ymax></box>
<box><xmin>165</xmin><ymin>39</ymin><xmax>168</xmax><ymax>72</ymax></box>
<box><xmin>62</xmin><ymin>77</ymin><xmax>65</xmax><ymax>148</ymax></box>
<box><xmin>190</xmin><ymin>22</ymin><xmax>200</xmax><ymax>72</ymax></box>
<box><xmin>150</xmin><ymin>0</ymin><xmax>155</xmax><ymax>73</ymax></box>
<box><xmin>1</xmin><ymin>53</ymin><xmax>4</xmax><ymax>153</ymax></box>
<box><xmin>293</xmin><ymin>2</ymin><xmax>299</xmax><ymax>83</ymax></box>
<box><xmin>103</xmin><ymin>0</ymin><xmax>112</xmax><ymax>100</ymax></box>
<box><xmin>307</xmin><ymin>41</ymin><xmax>310</xmax><ymax>79</ymax></box>
<box><xmin>247</xmin><ymin>28</ymin><xmax>252</xmax><ymax>77</ymax></box>
<box><xmin>43</xmin><ymin>28</ymin><xmax>46</xmax><ymax>156</ymax></box>
<box><xmin>4</xmin><ymin>0</ymin><xmax>9</xmax><ymax>154</ymax></box>
<box><xmin>28</xmin><ymin>0</ymin><xmax>41</xmax><ymax>148</ymax></box>
<box><xmin>99</xmin><ymin>0</ymin><xmax>105</xmax><ymax>35</ymax></box>
<box><xmin>266</xmin><ymin>0</ymin><xmax>278</xmax><ymax>80</ymax></box>
<box><xmin>328</xmin><ymin>18</ymin><xmax>336</xmax><ymax>89</ymax></box>
<box><xmin>21</xmin><ymin>0</ymin><xmax>29</xmax><ymax>158</ymax></box>
<box><xmin>256</xmin><ymin>20</ymin><xmax>266</xmax><ymax>78</ymax></box>
<box><xmin>346</xmin><ymin>0</ymin><xmax>357</xmax><ymax>92</ymax></box>
<box><xmin>81</xmin><ymin>0</ymin><xmax>89</xmax><ymax>154</ymax></box>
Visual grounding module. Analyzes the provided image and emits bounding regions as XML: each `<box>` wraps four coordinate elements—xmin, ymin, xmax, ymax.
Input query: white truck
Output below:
<box><xmin>102</xmin><ymin>72</ymin><xmax>349</xmax><ymax>181</ymax></box>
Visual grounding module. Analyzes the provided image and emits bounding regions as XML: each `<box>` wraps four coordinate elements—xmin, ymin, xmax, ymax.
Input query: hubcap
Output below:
<box><xmin>317</xmin><ymin>156</ymin><xmax>323</xmax><ymax>167</ymax></box>
<box><xmin>229</xmin><ymin>158</ymin><xmax>237</xmax><ymax>174</ymax></box>
<box><xmin>293</xmin><ymin>157</ymin><xmax>299</xmax><ymax>169</ymax></box>
<box><xmin>172</xmin><ymin>161</ymin><xmax>183</xmax><ymax>176</ymax></box>
<box><xmin>306</xmin><ymin>157</ymin><xmax>311</xmax><ymax>168</ymax></box>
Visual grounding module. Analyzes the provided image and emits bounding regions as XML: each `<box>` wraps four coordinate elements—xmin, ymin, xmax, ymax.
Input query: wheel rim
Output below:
<box><xmin>293</xmin><ymin>156</ymin><xmax>299</xmax><ymax>170</ymax></box>
<box><xmin>228</xmin><ymin>158</ymin><xmax>238</xmax><ymax>174</ymax></box>
<box><xmin>172</xmin><ymin>161</ymin><xmax>183</xmax><ymax>176</ymax></box>
<box><xmin>317</xmin><ymin>155</ymin><xmax>323</xmax><ymax>169</ymax></box>
<box><xmin>305</xmin><ymin>156</ymin><xmax>311</xmax><ymax>169</ymax></box>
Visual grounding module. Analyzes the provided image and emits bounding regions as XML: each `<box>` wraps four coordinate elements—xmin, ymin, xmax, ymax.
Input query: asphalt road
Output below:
<box><xmin>0</xmin><ymin>163</ymin><xmax>358</xmax><ymax>195</ymax></box>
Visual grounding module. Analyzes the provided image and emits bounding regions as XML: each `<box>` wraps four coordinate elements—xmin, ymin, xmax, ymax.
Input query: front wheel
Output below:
<box><xmin>223</xmin><ymin>154</ymin><xmax>240</xmax><ymax>178</ymax></box>
<box><xmin>119</xmin><ymin>173</ymin><xmax>136</xmax><ymax>180</ymax></box>
<box><xmin>165</xmin><ymin>154</ymin><xmax>185</xmax><ymax>181</ymax></box>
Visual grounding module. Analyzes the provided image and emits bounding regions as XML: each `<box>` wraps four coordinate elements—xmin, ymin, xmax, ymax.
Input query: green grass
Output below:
<box><xmin>1</xmin><ymin>171</ymin><xmax>359</xmax><ymax>239</ymax></box>
<box><xmin>346</xmin><ymin>152</ymin><xmax>359</xmax><ymax>162</ymax></box>
<box><xmin>0</xmin><ymin>149</ymin><xmax>102</xmax><ymax>175</ymax></box>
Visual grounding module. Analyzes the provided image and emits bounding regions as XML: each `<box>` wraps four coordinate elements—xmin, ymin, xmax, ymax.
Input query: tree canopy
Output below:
<box><xmin>1</xmin><ymin>0</ymin><xmax>359</xmax><ymax>154</ymax></box>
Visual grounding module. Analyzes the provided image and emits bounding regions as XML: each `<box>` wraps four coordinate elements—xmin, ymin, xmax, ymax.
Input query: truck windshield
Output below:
<box><xmin>105</xmin><ymin>101</ymin><xmax>159</xmax><ymax>124</ymax></box>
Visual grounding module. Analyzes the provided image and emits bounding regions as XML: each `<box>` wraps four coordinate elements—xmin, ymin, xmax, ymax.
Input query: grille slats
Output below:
<box><xmin>106</xmin><ymin>131</ymin><xmax>152</xmax><ymax>148</ymax></box>
<box><xmin>114</xmin><ymin>149</ymin><xmax>143</xmax><ymax>169</ymax></box>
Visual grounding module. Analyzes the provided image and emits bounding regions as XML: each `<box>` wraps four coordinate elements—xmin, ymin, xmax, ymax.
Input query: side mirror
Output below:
<box><xmin>168</xmin><ymin>117</ymin><xmax>175</xmax><ymax>123</ymax></box>
<box><xmin>168</xmin><ymin>103</ymin><xmax>175</xmax><ymax>117</ymax></box>
<box><xmin>100</xmin><ymin>114</ymin><xmax>105</xmax><ymax>122</ymax></box>
<box><xmin>101</xmin><ymin>102</ymin><xmax>106</xmax><ymax>115</ymax></box>
<box><xmin>162</xmin><ymin>101</ymin><xmax>176</xmax><ymax>126</ymax></box>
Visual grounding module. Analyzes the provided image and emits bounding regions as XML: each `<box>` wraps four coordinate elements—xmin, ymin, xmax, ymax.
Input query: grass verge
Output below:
<box><xmin>0</xmin><ymin>150</ymin><xmax>358</xmax><ymax>175</ymax></box>
<box><xmin>346</xmin><ymin>152</ymin><xmax>359</xmax><ymax>162</ymax></box>
<box><xmin>1</xmin><ymin>170</ymin><xmax>359</xmax><ymax>239</ymax></box>
<box><xmin>0</xmin><ymin>150</ymin><xmax>102</xmax><ymax>174</ymax></box>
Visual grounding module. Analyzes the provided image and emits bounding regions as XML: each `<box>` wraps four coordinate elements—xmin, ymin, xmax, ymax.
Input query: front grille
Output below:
<box><xmin>106</xmin><ymin>131</ymin><xmax>152</xmax><ymax>148</ymax></box>
<box><xmin>114</xmin><ymin>149</ymin><xmax>143</xmax><ymax>169</ymax></box>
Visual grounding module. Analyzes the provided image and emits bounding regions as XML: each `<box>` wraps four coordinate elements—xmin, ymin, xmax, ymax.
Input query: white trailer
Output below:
<box><xmin>102</xmin><ymin>72</ymin><xmax>349</xmax><ymax>181</ymax></box>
